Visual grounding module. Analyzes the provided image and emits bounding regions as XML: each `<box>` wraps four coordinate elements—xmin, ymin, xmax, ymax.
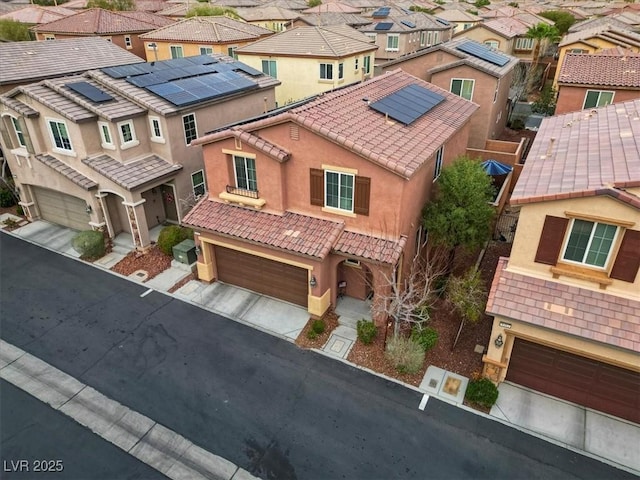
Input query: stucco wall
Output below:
<box><xmin>555</xmin><ymin>85</ymin><xmax>640</xmax><ymax>114</ymax></box>
<box><xmin>141</xmin><ymin>40</ymin><xmax>260</xmax><ymax>62</ymax></box>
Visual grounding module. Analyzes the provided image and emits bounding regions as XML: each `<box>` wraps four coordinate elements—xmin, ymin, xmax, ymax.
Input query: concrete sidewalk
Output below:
<box><xmin>4</xmin><ymin>220</ymin><xmax>639</xmax><ymax>476</ymax></box>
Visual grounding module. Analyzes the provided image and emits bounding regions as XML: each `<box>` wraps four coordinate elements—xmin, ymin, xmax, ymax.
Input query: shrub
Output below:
<box><xmin>72</xmin><ymin>230</ymin><xmax>105</xmax><ymax>259</ymax></box>
<box><xmin>509</xmin><ymin>118</ymin><xmax>525</xmax><ymax>130</ymax></box>
<box><xmin>157</xmin><ymin>225</ymin><xmax>191</xmax><ymax>255</ymax></box>
<box><xmin>0</xmin><ymin>188</ymin><xmax>16</xmax><ymax>208</ymax></box>
<box><xmin>357</xmin><ymin>319</ymin><xmax>377</xmax><ymax>345</ymax></box>
<box><xmin>411</xmin><ymin>326</ymin><xmax>438</xmax><ymax>352</ymax></box>
<box><xmin>385</xmin><ymin>335</ymin><xmax>425</xmax><ymax>374</ymax></box>
<box><xmin>15</xmin><ymin>205</ymin><xmax>24</xmax><ymax>216</ymax></box>
<box><xmin>465</xmin><ymin>378</ymin><xmax>499</xmax><ymax>408</ymax></box>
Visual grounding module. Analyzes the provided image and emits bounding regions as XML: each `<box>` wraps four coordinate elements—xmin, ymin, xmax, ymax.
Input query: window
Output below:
<box><xmin>191</xmin><ymin>170</ymin><xmax>205</xmax><ymax>197</ymax></box>
<box><xmin>484</xmin><ymin>40</ymin><xmax>499</xmax><ymax>49</ymax></box>
<box><xmin>182</xmin><ymin>113</ymin><xmax>197</xmax><ymax>145</ymax></box>
<box><xmin>325</xmin><ymin>170</ymin><xmax>354</xmax><ymax>212</ymax></box>
<box><xmin>233</xmin><ymin>155</ymin><xmax>257</xmax><ymax>191</ymax></box>
<box><xmin>44</xmin><ymin>35</ymin><xmax>55</xmax><ymax>40</ymax></box>
<box><xmin>320</xmin><ymin>63</ymin><xmax>333</xmax><ymax>80</ymax></box>
<box><xmin>227</xmin><ymin>46</ymin><xmax>237</xmax><ymax>59</ymax></box>
<box><xmin>125</xmin><ymin>36</ymin><xmax>132</xmax><ymax>49</ymax></box>
<box><xmin>450</xmin><ymin>78</ymin><xmax>474</xmax><ymax>101</ymax></box>
<box><xmin>562</xmin><ymin>219</ymin><xmax>618</xmax><ymax>268</ymax></box>
<box><xmin>420</xmin><ymin>31</ymin><xmax>426</xmax><ymax>47</ymax></box>
<box><xmin>433</xmin><ymin>145</ymin><xmax>443</xmax><ymax>180</ymax></box>
<box><xmin>200</xmin><ymin>46</ymin><xmax>213</xmax><ymax>55</ymax></box>
<box><xmin>98</xmin><ymin>121</ymin><xmax>114</xmax><ymax>149</ymax></box>
<box><xmin>338</xmin><ymin>63</ymin><xmax>344</xmax><ymax>80</ymax></box>
<box><xmin>569</xmin><ymin>48</ymin><xmax>588</xmax><ymax>53</ymax></box>
<box><xmin>515</xmin><ymin>37</ymin><xmax>534</xmax><ymax>50</ymax></box>
<box><xmin>432</xmin><ymin>32</ymin><xmax>439</xmax><ymax>44</ymax></box>
<box><xmin>261</xmin><ymin>60</ymin><xmax>277</xmax><ymax>78</ymax></box>
<box><xmin>583</xmin><ymin>90</ymin><xmax>614</xmax><ymax>109</ymax></box>
<box><xmin>363</xmin><ymin>55</ymin><xmax>371</xmax><ymax>74</ymax></box>
<box><xmin>170</xmin><ymin>45</ymin><xmax>183</xmax><ymax>59</ymax></box>
<box><xmin>10</xmin><ymin>117</ymin><xmax>26</xmax><ymax>148</ymax></box>
<box><xmin>354</xmin><ymin>57</ymin><xmax>359</xmax><ymax>71</ymax></box>
<box><xmin>365</xmin><ymin>33</ymin><xmax>377</xmax><ymax>42</ymax></box>
<box><xmin>48</xmin><ymin>119</ymin><xmax>72</xmax><ymax>153</ymax></box>
<box><xmin>463</xmin><ymin>23</ymin><xmax>472</xmax><ymax>30</ymax></box>
<box><xmin>386</xmin><ymin>34</ymin><xmax>399</xmax><ymax>51</ymax></box>
<box><xmin>117</xmin><ymin>120</ymin><xmax>138</xmax><ymax>148</ymax></box>
<box><xmin>149</xmin><ymin>117</ymin><xmax>164</xmax><ymax>142</ymax></box>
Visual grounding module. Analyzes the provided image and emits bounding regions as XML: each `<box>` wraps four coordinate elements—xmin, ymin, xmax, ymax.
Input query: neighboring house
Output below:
<box><xmin>0</xmin><ymin>5</ymin><xmax>75</xmax><ymax>27</ymax></box>
<box><xmin>483</xmin><ymin>98</ymin><xmax>640</xmax><ymax>425</ymax></box>
<box><xmin>0</xmin><ymin>37</ymin><xmax>143</xmax><ymax>94</ymax></box>
<box><xmin>377</xmin><ymin>38</ymin><xmax>518</xmax><ymax>149</ymax></box>
<box><xmin>183</xmin><ymin>70</ymin><xmax>478</xmax><ymax>321</ymax></box>
<box><xmin>292</xmin><ymin>12</ymin><xmax>371</xmax><ymax>28</ymax></box>
<box><xmin>302</xmin><ymin>2</ymin><xmax>361</xmax><ymax>14</ymax></box>
<box><xmin>553</xmin><ymin>23</ymin><xmax>640</xmax><ymax>89</ymax></box>
<box><xmin>32</xmin><ymin>8</ymin><xmax>175</xmax><ymax>59</ymax></box>
<box><xmin>139</xmin><ymin>16</ymin><xmax>274</xmax><ymax>61</ymax></box>
<box><xmin>357</xmin><ymin>9</ymin><xmax>453</xmax><ymax>62</ymax></box>
<box><xmin>555</xmin><ymin>48</ymin><xmax>640</xmax><ymax>114</ymax></box>
<box><xmin>0</xmin><ymin>55</ymin><xmax>279</xmax><ymax>251</ymax></box>
<box><xmin>235</xmin><ymin>24</ymin><xmax>377</xmax><ymax>106</ymax></box>
<box><xmin>434</xmin><ymin>9</ymin><xmax>482</xmax><ymax>35</ymax></box>
<box><xmin>235</xmin><ymin>5</ymin><xmax>299</xmax><ymax>32</ymax></box>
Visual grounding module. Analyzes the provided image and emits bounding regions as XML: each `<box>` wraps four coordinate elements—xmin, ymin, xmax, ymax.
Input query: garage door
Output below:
<box><xmin>507</xmin><ymin>338</ymin><xmax>640</xmax><ymax>423</ymax></box>
<box><xmin>214</xmin><ymin>246</ymin><xmax>308</xmax><ymax>307</ymax></box>
<box><xmin>33</xmin><ymin>187</ymin><xmax>88</xmax><ymax>231</ymax></box>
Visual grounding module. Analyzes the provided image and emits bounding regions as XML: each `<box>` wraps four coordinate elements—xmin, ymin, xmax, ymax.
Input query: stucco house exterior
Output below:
<box><xmin>555</xmin><ymin>48</ymin><xmax>640</xmax><ymax>114</ymax></box>
<box><xmin>377</xmin><ymin>38</ymin><xmax>518</xmax><ymax>149</ymax></box>
<box><xmin>0</xmin><ymin>55</ymin><xmax>279</xmax><ymax>251</ymax></box>
<box><xmin>235</xmin><ymin>24</ymin><xmax>378</xmax><ymax>106</ymax></box>
<box><xmin>182</xmin><ymin>69</ymin><xmax>478</xmax><ymax>322</ymax></box>
<box><xmin>483</xmin><ymin>99</ymin><xmax>640</xmax><ymax>424</ymax></box>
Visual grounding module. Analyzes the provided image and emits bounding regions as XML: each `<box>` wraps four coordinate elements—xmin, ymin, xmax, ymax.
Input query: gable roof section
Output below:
<box><xmin>0</xmin><ymin>5</ymin><xmax>75</xmax><ymax>24</ymax></box>
<box><xmin>297</xmin><ymin>12</ymin><xmax>371</xmax><ymax>27</ymax></box>
<box><xmin>557</xmin><ymin>51</ymin><xmax>640</xmax><ymax>88</ymax></box>
<box><xmin>358</xmin><ymin>12</ymin><xmax>451</xmax><ymax>33</ymax></box>
<box><xmin>0</xmin><ymin>37</ymin><xmax>142</xmax><ymax>87</ymax></box>
<box><xmin>334</xmin><ymin>231</ymin><xmax>407</xmax><ymax>265</ymax></box>
<box><xmin>511</xmin><ymin>98</ymin><xmax>640</xmax><ymax>206</ymax></box>
<box><xmin>15</xmin><ymin>83</ymin><xmax>96</xmax><ymax>122</ymax></box>
<box><xmin>139</xmin><ymin>15</ymin><xmax>273</xmax><ymax>42</ymax></box>
<box><xmin>33</xmin><ymin>8</ymin><xmax>173</xmax><ymax>34</ymax></box>
<box><xmin>196</xmin><ymin>69</ymin><xmax>478</xmax><ymax>179</ymax></box>
<box><xmin>82</xmin><ymin>154</ymin><xmax>181</xmax><ymax>190</ymax></box>
<box><xmin>560</xmin><ymin>24</ymin><xmax>640</xmax><ymax>49</ymax></box>
<box><xmin>303</xmin><ymin>2</ymin><xmax>361</xmax><ymax>14</ymax></box>
<box><xmin>34</xmin><ymin>154</ymin><xmax>98</xmax><ymax>190</ymax></box>
<box><xmin>0</xmin><ymin>95</ymin><xmax>38</xmax><ymax>117</ymax></box>
<box><xmin>476</xmin><ymin>17</ymin><xmax>528</xmax><ymax>38</ymax></box>
<box><xmin>235</xmin><ymin>5</ymin><xmax>299</xmax><ymax>21</ymax></box>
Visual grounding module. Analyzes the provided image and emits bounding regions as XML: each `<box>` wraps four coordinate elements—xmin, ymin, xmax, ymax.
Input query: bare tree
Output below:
<box><xmin>446</xmin><ymin>267</ymin><xmax>487</xmax><ymax>350</ymax></box>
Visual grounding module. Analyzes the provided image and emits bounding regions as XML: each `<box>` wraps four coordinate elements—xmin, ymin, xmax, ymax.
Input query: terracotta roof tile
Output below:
<box><xmin>297</xmin><ymin>12</ymin><xmax>370</xmax><ymax>27</ymax></box>
<box><xmin>182</xmin><ymin>199</ymin><xmax>344</xmax><ymax>259</ymax></box>
<box><xmin>0</xmin><ymin>96</ymin><xmax>39</xmax><ymax>117</ymax></box>
<box><xmin>235</xmin><ymin>6</ymin><xmax>299</xmax><ymax>22</ymax></box>
<box><xmin>18</xmin><ymin>82</ymin><xmax>96</xmax><ymax>123</ymax></box>
<box><xmin>139</xmin><ymin>16</ymin><xmax>273</xmax><ymax>42</ymax></box>
<box><xmin>303</xmin><ymin>4</ymin><xmax>361</xmax><ymax>14</ymax></box>
<box><xmin>334</xmin><ymin>231</ymin><xmax>406</xmax><ymax>265</ymax></box>
<box><xmin>557</xmin><ymin>51</ymin><xmax>640</xmax><ymax>88</ymax></box>
<box><xmin>34</xmin><ymin>154</ymin><xmax>97</xmax><ymax>190</ymax></box>
<box><xmin>487</xmin><ymin>258</ymin><xmax>640</xmax><ymax>353</ymax></box>
<box><xmin>82</xmin><ymin>154</ymin><xmax>181</xmax><ymax>190</ymax></box>
<box><xmin>0</xmin><ymin>5</ymin><xmax>75</xmax><ymax>24</ymax></box>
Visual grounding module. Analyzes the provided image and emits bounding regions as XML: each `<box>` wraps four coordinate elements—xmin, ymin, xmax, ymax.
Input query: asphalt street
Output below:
<box><xmin>0</xmin><ymin>233</ymin><xmax>635</xmax><ymax>480</ymax></box>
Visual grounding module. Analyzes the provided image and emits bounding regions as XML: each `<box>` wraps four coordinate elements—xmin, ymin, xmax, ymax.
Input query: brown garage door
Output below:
<box><xmin>507</xmin><ymin>339</ymin><xmax>640</xmax><ymax>424</ymax></box>
<box><xmin>33</xmin><ymin>187</ymin><xmax>88</xmax><ymax>231</ymax></box>
<box><xmin>214</xmin><ymin>246</ymin><xmax>308</xmax><ymax>307</ymax></box>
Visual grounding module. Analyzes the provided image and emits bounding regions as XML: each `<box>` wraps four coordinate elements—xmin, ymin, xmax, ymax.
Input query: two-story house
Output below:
<box><xmin>235</xmin><ymin>24</ymin><xmax>378</xmax><ymax>106</ymax></box>
<box><xmin>377</xmin><ymin>38</ymin><xmax>518</xmax><ymax>149</ymax></box>
<box><xmin>555</xmin><ymin>48</ymin><xmax>640</xmax><ymax>114</ymax></box>
<box><xmin>434</xmin><ymin>9</ymin><xmax>482</xmax><ymax>35</ymax></box>
<box><xmin>483</xmin><ymin>99</ymin><xmax>640</xmax><ymax>424</ymax></box>
<box><xmin>0</xmin><ymin>55</ymin><xmax>279</xmax><ymax>251</ymax></box>
<box><xmin>139</xmin><ymin>16</ymin><xmax>274</xmax><ymax>61</ymax></box>
<box><xmin>235</xmin><ymin>5</ymin><xmax>299</xmax><ymax>32</ymax></box>
<box><xmin>183</xmin><ymin>69</ymin><xmax>478</xmax><ymax>321</ymax></box>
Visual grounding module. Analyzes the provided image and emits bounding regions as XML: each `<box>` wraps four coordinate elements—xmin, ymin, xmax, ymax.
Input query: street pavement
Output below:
<box><xmin>0</xmin><ymin>233</ymin><xmax>635</xmax><ymax>480</ymax></box>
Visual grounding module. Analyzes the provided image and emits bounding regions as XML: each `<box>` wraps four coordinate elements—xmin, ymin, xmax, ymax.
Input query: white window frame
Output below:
<box><xmin>199</xmin><ymin>46</ymin><xmax>213</xmax><ymax>55</ymax></box>
<box><xmin>484</xmin><ymin>40</ymin><xmax>499</xmax><ymax>49</ymax></box>
<box><xmin>149</xmin><ymin>116</ymin><xmax>165</xmax><ymax>143</ymax></box>
<box><xmin>338</xmin><ymin>62</ymin><xmax>344</xmax><ymax>80</ymax></box>
<box><xmin>363</xmin><ymin>55</ymin><xmax>371</xmax><ymax>74</ymax></box>
<box><xmin>365</xmin><ymin>33</ymin><xmax>377</xmax><ymax>43</ymax></box>
<box><xmin>354</xmin><ymin>57</ymin><xmax>359</xmax><ymax>71</ymax></box>
<box><xmin>515</xmin><ymin>37</ymin><xmax>534</xmax><ymax>50</ymax></box>
<box><xmin>420</xmin><ymin>31</ymin><xmax>426</xmax><ymax>47</ymax></box>
<box><xmin>44</xmin><ymin>34</ymin><xmax>55</xmax><ymax>40</ymax></box>
<box><xmin>433</xmin><ymin>145</ymin><xmax>444</xmax><ymax>181</ymax></box>
<box><xmin>233</xmin><ymin>155</ymin><xmax>257</xmax><ymax>192</ymax></box>
<box><xmin>320</xmin><ymin>63</ymin><xmax>333</xmax><ymax>80</ymax></box>
<box><xmin>561</xmin><ymin>219</ymin><xmax>619</xmax><ymax>270</ymax></box>
<box><xmin>46</xmin><ymin>118</ymin><xmax>74</xmax><ymax>155</ymax></box>
<box><xmin>324</xmin><ymin>170</ymin><xmax>355</xmax><ymax>213</ymax></box>
<box><xmin>124</xmin><ymin>35</ymin><xmax>132</xmax><ymax>49</ymax></box>
<box><xmin>10</xmin><ymin>116</ymin><xmax>27</xmax><ymax>148</ymax></box>
<box><xmin>386</xmin><ymin>34</ymin><xmax>399</xmax><ymax>52</ymax></box>
<box><xmin>117</xmin><ymin>120</ymin><xmax>139</xmax><ymax>149</ymax></box>
<box><xmin>450</xmin><ymin>78</ymin><xmax>475</xmax><ymax>101</ymax></box>
<box><xmin>227</xmin><ymin>46</ymin><xmax>237</xmax><ymax>59</ymax></box>
<box><xmin>583</xmin><ymin>90</ymin><xmax>615</xmax><ymax>110</ymax></box>
<box><xmin>261</xmin><ymin>60</ymin><xmax>277</xmax><ymax>78</ymax></box>
<box><xmin>170</xmin><ymin>45</ymin><xmax>184</xmax><ymax>59</ymax></box>
<box><xmin>98</xmin><ymin>121</ymin><xmax>115</xmax><ymax>150</ymax></box>
<box><xmin>191</xmin><ymin>169</ymin><xmax>206</xmax><ymax>198</ymax></box>
<box><xmin>182</xmin><ymin>113</ymin><xmax>197</xmax><ymax>145</ymax></box>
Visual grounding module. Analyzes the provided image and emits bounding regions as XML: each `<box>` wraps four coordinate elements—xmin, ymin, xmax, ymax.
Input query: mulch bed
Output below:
<box><xmin>295</xmin><ymin>310</ymin><xmax>340</xmax><ymax>350</ymax></box>
<box><xmin>168</xmin><ymin>272</ymin><xmax>197</xmax><ymax>293</ymax></box>
<box><xmin>110</xmin><ymin>245</ymin><xmax>172</xmax><ymax>281</ymax></box>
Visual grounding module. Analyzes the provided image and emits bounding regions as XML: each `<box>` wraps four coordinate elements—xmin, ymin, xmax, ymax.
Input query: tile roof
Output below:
<box><xmin>262</xmin><ymin>0</ymin><xmax>308</xmax><ymax>11</ymax></box>
<box><xmin>478</xmin><ymin>18</ymin><xmax>528</xmax><ymax>38</ymax></box>
<box><xmin>182</xmin><ymin>199</ymin><xmax>344</xmax><ymax>259</ymax></box>
<box><xmin>434</xmin><ymin>9</ymin><xmax>481</xmax><ymax>23</ymax></box>
<box><xmin>559</xmin><ymin>24</ymin><xmax>640</xmax><ymax>49</ymax></box>
<box><xmin>139</xmin><ymin>15</ymin><xmax>273</xmax><ymax>42</ymax></box>
<box><xmin>358</xmin><ymin>12</ymin><xmax>451</xmax><ymax>33</ymax></box>
<box><xmin>196</xmin><ymin>69</ymin><xmax>478</xmax><ymax>179</ymax></box>
<box><xmin>0</xmin><ymin>5</ymin><xmax>75</xmax><ymax>24</ymax></box>
<box><xmin>82</xmin><ymin>154</ymin><xmax>181</xmax><ymax>190</ymax></box>
<box><xmin>557</xmin><ymin>51</ymin><xmax>640</xmax><ymax>88</ymax></box>
<box><xmin>235</xmin><ymin>5</ymin><xmax>299</xmax><ymax>21</ymax></box>
<box><xmin>0</xmin><ymin>37</ymin><xmax>142</xmax><ymax>86</ymax></box>
<box><xmin>231</xmin><ymin>130</ymin><xmax>291</xmax><ymax>161</ymax></box>
<box><xmin>17</xmin><ymin>82</ymin><xmax>96</xmax><ymax>122</ymax></box>
<box><xmin>34</xmin><ymin>154</ymin><xmax>98</xmax><ymax>190</ymax></box>
<box><xmin>511</xmin><ymin>98</ymin><xmax>640</xmax><ymax>205</ymax></box>
<box><xmin>334</xmin><ymin>231</ymin><xmax>407</xmax><ymax>265</ymax></box>
<box><xmin>487</xmin><ymin>257</ymin><xmax>640</xmax><ymax>353</ymax></box>
<box><xmin>236</xmin><ymin>24</ymin><xmax>376</xmax><ymax>57</ymax></box>
<box><xmin>33</xmin><ymin>8</ymin><xmax>173</xmax><ymax>34</ymax></box>
<box><xmin>0</xmin><ymin>95</ymin><xmax>38</xmax><ymax>117</ymax></box>
<box><xmin>303</xmin><ymin>3</ymin><xmax>361</xmax><ymax>14</ymax></box>
<box><xmin>297</xmin><ymin>12</ymin><xmax>371</xmax><ymax>27</ymax></box>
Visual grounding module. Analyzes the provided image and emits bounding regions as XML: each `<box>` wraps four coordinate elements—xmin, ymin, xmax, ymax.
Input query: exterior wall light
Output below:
<box><xmin>309</xmin><ymin>275</ymin><xmax>317</xmax><ymax>288</ymax></box>
<box><xmin>195</xmin><ymin>245</ymin><xmax>201</xmax><ymax>256</ymax></box>
<box><xmin>494</xmin><ymin>334</ymin><xmax>504</xmax><ymax>348</ymax></box>
<box><xmin>85</xmin><ymin>204</ymin><xmax>92</xmax><ymax>214</ymax></box>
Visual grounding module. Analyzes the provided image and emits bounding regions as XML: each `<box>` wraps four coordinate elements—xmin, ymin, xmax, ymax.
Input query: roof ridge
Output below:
<box><xmin>316</xmin><ymin>25</ymin><xmax>345</xmax><ymax>56</ymax></box>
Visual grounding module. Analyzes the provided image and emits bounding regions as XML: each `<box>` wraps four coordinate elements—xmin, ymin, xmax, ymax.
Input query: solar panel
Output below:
<box><xmin>127</xmin><ymin>73</ymin><xmax>164</xmax><ymax>88</ymax></box>
<box><xmin>435</xmin><ymin>18</ymin><xmax>450</xmax><ymax>26</ymax></box>
<box><xmin>230</xmin><ymin>62</ymin><xmax>263</xmax><ymax>76</ymax></box>
<box><xmin>66</xmin><ymin>81</ymin><xmax>113</xmax><ymax>103</ymax></box>
<box><xmin>147</xmin><ymin>83</ymin><xmax>183</xmax><ymax>96</ymax></box>
<box><xmin>187</xmin><ymin>55</ymin><xmax>219</xmax><ymax>66</ymax></box>
<box><xmin>401</xmin><ymin>20</ymin><xmax>416</xmax><ymax>28</ymax></box>
<box><xmin>375</xmin><ymin>22</ymin><xmax>393</xmax><ymax>30</ymax></box>
<box><xmin>102</xmin><ymin>64</ymin><xmax>143</xmax><ymax>79</ymax></box>
<box><xmin>369</xmin><ymin>84</ymin><xmax>444</xmax><ymax>125</ymax></box>
<box><xmin>456</xmin><ymin>41</ymin><xmax>510</xmax><ymax>67</ymax></box>
<box><xmin>163</xmin><ymin>90</ymin><xmax>200</xmax><ymax>106</ymax></box>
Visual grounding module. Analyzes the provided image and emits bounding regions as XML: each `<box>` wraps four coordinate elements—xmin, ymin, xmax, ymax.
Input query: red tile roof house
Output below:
<box><xmin>555</xmin><ymin>48</ymin><xmax>640</xmax><ymax>115</ymax></box>
<box><xmin>183</xmin><ymin>69</ymin><xmax>478</xmax><ymax>322</ymax></box>
<box><xmin>483</xmin><ymin>98</ymin><xmax>640</xmax><ymax>424</ymax></box>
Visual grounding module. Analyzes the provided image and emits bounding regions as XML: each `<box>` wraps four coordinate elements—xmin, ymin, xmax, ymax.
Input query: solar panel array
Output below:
<box><xmin>400</xmin><ymin>20</ymin><xmax>416</xmax><ymax>28</ymax></box>
<box><xmin>374</xmin><ymin>22</ymin><xmax>393</xmax><ymax>31</ymax></box>
<box><xmin>372</xmin><ymin>7</ymin><xmax>390</xmax><ymax>17</ymax></box>
<box><xmin>456</xmin><ymin>41</ymin><xmax>510</xmax><ymax>67</ymax></box>
<box><xmin>369</xmin><ymin>84</ymin><xmax>445</xmax><ymax>125</ymax></box>
<box><xmin>67</xmin><ymin>81</ymin><xmax>113</xmax><ymax>103</ymax></box>
<box><xmin>101</xmin><ymin>55</ymin><xmax>262</xmax><ymax>107</ymax></box>
<box><xmin>435</xmin><ymin>18</ymin><xmax>450</xmax><ymax>26</ymax></box>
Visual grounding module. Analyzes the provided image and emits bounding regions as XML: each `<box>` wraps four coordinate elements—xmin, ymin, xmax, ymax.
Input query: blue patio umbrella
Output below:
<box><xmin>481</xmin><ymin>159</ymin><xmax>512</xmax><ymax>176</ymax></box>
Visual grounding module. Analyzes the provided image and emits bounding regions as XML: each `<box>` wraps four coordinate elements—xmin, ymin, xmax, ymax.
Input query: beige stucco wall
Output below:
<box><xmin>454</xmin><ymin>27</ymin><xmax>514</xmax><ymax>56</ymax></box>
<box><xmin>141</xmin><ymin>40</ymin><xmax>264</xmax><ymax>62</ymax></box>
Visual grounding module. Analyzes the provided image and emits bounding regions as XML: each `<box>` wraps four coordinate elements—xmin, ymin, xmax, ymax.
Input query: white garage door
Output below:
<box><xmin>33</xmin><ymin>187</ymin><xmax>88</xmax><ymax>231</ymax></box>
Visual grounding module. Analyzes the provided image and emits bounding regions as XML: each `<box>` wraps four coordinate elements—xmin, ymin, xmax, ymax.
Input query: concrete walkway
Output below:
<box><xmin>4</xmin><ymin>220</ymin><xmax>639</xmax><ymax>476</ymax></box>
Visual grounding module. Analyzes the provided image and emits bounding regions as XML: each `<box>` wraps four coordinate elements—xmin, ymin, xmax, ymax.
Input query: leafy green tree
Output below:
<box><xmin>422</xmin><ymin>156</ymin><xmax>496</xmax><ymax>261</ymax></box>
<box><xmin>307</xmin><ymin>0</ymin><xmax>321</xmax><ymax>7</ymax></box>
<box><xmin>409</xmin><ymin>5</ymin><xmax>435</xmax><ymax>14</ymax></box>
<box><xmin>532</xmin><ymin>84</ymin><xmax>557</xmax><ymax>116</ymax></box>
<box><xmin>86</xmin><ymin>0</ymin><xmax>134</xmax><ymax>10</ymax></box>
<box><xmin>32</xmin><ymin>0</ymin><xmax>70</xmax><ymax>5</ymax></box>
<box><xmin>0</xmin><ymin>19</ymin><xmax>32</xmax><ymax>41</ymax></box>
<box><xmin>185</xmin><ymin>5</ymin><xmax>239</xmax><ymax>18</ymax></box>
<box><xmin>539</xmin><ymin>10</ymin><xmax>576</xmax><ymax>35</ymax></box>
<box><xmin>446</xmin><ymin>267</ymin><xmax>487</xmax><ymax>350</ymax></box>
<box><xmin>474</xmin><ymin>0</ymin><xmax>490</xmax><ymax>7</ymax></box>
<box><xmin>526</xmin><ymin>22</ymin><xmax>560</xmax><ymax>67</ymax></box>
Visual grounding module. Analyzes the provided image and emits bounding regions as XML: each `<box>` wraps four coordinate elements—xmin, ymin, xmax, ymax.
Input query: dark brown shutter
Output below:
<box><xmin>310</xmin><ymin>168</ymin><xmax>324</xmax><ymax>206</ymax></box>
<box><xmin>354</xmin><ymin>175</ymin><xmax>370</xmax><ymax>216</ymax></box>
<box><xmin>534</xmin><ymin>215</ymin><xmax>569</xmax><ymax>265</ymax></box>
<box><xmin>610</xmin><ymin>229</ymin><xmax>640</xmax><ymax>282</ymax></box>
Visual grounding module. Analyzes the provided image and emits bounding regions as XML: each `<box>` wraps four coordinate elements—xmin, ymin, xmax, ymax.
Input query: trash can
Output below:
<box><xmin>172</xmin><ymin>239</ymin><xmax>196</xmax><ymax>264</ymax></box>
